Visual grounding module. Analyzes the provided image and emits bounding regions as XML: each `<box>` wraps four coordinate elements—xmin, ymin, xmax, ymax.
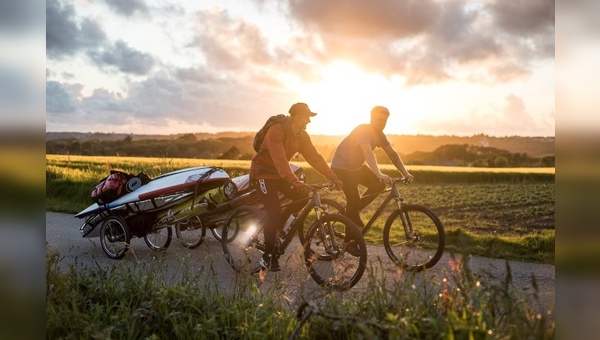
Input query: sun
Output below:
<box><xmin>292</xmin><ymin>62</ymin><xmax>396</xmax><ymax>135</ymax></box>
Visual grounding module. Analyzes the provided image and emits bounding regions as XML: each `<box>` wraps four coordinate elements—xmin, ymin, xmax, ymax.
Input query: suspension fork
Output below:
<box><xmin>312</xmin><ymin>191</ymin><xmax>337</xmax><ymax>252</ymax></box>
<box><xmin>393</xmin><ymin>184</ymin><xmax>413</xmax><ymax>239</ymax></box>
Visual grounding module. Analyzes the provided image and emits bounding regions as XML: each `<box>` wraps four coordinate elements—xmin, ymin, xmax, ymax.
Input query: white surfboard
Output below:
<box><xmin>75</xmin><ymin>166</ymin><xmax>229</xmax><ymax>219</ymax></box>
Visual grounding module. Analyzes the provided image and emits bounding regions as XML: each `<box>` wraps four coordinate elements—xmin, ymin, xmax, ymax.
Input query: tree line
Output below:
<box><xmin>46</xmin><ymin>133</ymin><xmax>554</xmax><ymax>167</ymax></box>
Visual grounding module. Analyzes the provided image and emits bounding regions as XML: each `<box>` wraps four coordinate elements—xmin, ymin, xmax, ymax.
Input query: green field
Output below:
<box><xmin>46</xmin><ymin>154</ymin><xmax>555</xmax><ymax>264</ymax></box>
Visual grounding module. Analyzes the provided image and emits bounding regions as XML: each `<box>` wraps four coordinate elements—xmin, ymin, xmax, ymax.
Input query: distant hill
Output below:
<box><xmin>45</xmin><ymin>131</ymin><xmax>253</xmax><ymax>142</ymax></box>
<box><xmin>47</xmin><ymin>132</ymin><xmax>554</xmax><ymax>158</ymax></box>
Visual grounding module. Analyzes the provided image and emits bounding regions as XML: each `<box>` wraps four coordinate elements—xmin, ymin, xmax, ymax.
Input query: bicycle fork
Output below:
<box><xmin>314</xmin><ymin>206</ymin><xmax>340</xmax><ymax>255</ymax></box>
<box><xmin>394</xmin><ymin>192</ymin><xmax>417</xmax><ymax>242</ymax></box>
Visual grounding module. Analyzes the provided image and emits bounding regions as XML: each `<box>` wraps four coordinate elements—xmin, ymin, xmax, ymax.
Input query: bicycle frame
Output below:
<box><xmin>358</xmin><ymin>180</ymin><xmax>407</xmax><ymax>236</ymax></box>
<box><xmin>277</xmin><ymin>189</ymin><xmax>333</xmax><ymax>254</ymax></box>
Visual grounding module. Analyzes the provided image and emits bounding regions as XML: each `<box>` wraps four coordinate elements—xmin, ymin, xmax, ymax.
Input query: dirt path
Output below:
<box><xmin>46</xmin><ymin>211</ymin><xmax>555</xmax><ymax>315</ymax></box>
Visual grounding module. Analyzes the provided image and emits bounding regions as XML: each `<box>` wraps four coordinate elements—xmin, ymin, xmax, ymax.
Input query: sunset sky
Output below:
<box><xmin>45</xmin><ymin>0</ymin><xmax>555</xmax><ymax>137</ymax></box>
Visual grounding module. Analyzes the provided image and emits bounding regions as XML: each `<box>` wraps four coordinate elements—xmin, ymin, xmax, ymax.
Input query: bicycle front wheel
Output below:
<box><xmin>304</xmin><ymin>214</ymin><xmax>367</xmax><ymax>291</ymax></box>
<box><xmin>211</xmin><ymin>221</ymin><xmax>238</xmax><ymax>243</ymax></box>
<box><xmin>297</xmin><ymin>198</ymin><xmax>345</xmax><ymax>244</ymax></box>
<box><xmin>221</xmin><ymin>206</ymin><xmax>265</xmax><ymax>273</ymax></box>
<box><xmin>383</xmin><ymin>204</ymin><xmax>445</xmax><ymax>272</ymax></box>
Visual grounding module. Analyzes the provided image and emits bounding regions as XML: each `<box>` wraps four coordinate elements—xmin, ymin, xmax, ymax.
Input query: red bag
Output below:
<box><xmin>91</xmin><ymin>171</ymin><xmax>131</xmax><ymax>204</ymax></box>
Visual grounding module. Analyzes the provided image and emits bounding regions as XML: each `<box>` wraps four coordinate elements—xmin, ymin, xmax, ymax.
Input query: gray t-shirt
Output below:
<box><xmin>331</xmin><ymin>124</ymin><xmax>390</xmax><ymax>171</ymax></box>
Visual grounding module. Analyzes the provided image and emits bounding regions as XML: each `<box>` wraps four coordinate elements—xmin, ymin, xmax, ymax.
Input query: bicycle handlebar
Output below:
<box><xmin>308</xmin><ymin>182</ymin><xmax>337</xmax><ymax>190</ymax></box>
<box><xmin>392</xmin><ymin>177</ymin><xmax>412</xmax><ymax>184</ymax></box>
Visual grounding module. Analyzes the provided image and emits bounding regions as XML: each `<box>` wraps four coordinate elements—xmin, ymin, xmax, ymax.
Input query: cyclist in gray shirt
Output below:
<box><xmin>331</xmin><ymin>106</ymin><xmax>414</xmax><ymax>228</ymax></box>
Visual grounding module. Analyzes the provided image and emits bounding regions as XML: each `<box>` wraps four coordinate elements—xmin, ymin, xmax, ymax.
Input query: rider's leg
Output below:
<box><xmin>256</xmin><ymin>179</ymin><xmax>283</xmax><ymax>257</ymax></box>
<box><xmin>333</xmin><ymin>168</ymin><xmax>363</xmax><ymax>227</ymax></box>
<box><xmin>357</xmin><ymin>165</ymin><xmax>385</xmax><ymax>211</ymax></box>
<box><xmin>277</xmin><ymin>180</ymin><xmax>310</xmax><ymax>225</ymax></box>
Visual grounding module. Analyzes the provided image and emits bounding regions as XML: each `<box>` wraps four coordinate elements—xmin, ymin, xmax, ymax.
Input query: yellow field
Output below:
<box><xmin>46</xmin><ymin>154</ymin><xmax>555</xmax><ymax>174</ymax></box>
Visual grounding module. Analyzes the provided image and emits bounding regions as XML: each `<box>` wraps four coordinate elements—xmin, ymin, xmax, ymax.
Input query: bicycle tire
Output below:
<box><xmin>304</xmin><ymin>213</ymin><xmax>367</xmax><ymax>291</ymax></box>
<box><xmin>296</xmin><ymin>198</ymin><xmax>345</xmax><ymax>244</ymax></box>
<box><xmin>382</xmin><ymin>204</ymin><xmax>445</xmax><ymax>272</ymax></box>
<box><xmin>211</xmin><ymin>221</ymin><xmax>238</xmax><ymax>243</ymax></box>
<box><xmin>100</xmin><ymin>216</ymin><xmax>131</xmax><ymax>260</ymax></box>
<box><xmin>221</xmin><ymin>206</ymin><xmax>265</xmax><ymax>273</ymax></box>
<box><xmin>144</xmin><ymin>225</ymin><xmax>173</xmax><ymax>250</ymax></box>
<box><xmin>175</xmin><ymin>217</ymin><xmax>205</xmax><ymax>249</ymax></box>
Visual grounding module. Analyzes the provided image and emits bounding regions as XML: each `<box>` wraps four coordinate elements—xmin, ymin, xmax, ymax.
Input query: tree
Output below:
<box><xmin>166</xmin><ymin>144</ymin><xmax>181</xmax><ymax>157</ymax></box>
<box><xmin>493</xmin><ymin>156</ymin><xmax>509</xmax><ymax>167</ymax></box>
<box><xmin>471</xmin><ymin>159</ymin><xmax>489</xmax><ymax>167</ymax></box>
<box><xmin>183</xmin><ymin>147</ymin><xmax>199</xmax><ymax>158</ymax></box>
<box><xmin>219</xmin><ymin>146</ymin><xmax>240</xmax><ymax>160</ymax></box>
<box><xmin>177</xmin><ymin>133</ymin><xmax>197</xmax><ymax>142</ymax></box>
<box><xmin>540</xmin><ymin>155</ymin><xmax>555</xmax><ymax>167</ymax></box>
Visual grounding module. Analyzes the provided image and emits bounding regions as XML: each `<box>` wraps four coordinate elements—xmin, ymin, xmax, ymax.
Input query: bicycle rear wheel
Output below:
<box><xmin>304</xmin><ymin>214</ymin><xmax>366</xmax><ymax>291</ymax></box>
<box><xmin>382</xmin><ymin>204</ymin><xmax>445</xmax><ymax>272</ymax></box>
<box><xmin>221</xmin><ymin>206</ymin><xmax>265</xmax><ymax>274</ymax></box>
<box><xmin>144</xmin><ymin>225</ymin><xmax>173</xmax><ymax>250</ymax></box>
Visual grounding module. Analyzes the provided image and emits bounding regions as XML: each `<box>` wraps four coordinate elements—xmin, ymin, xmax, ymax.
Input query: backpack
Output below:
<box><xmin>253</xmin><ymin>115</ymin><xmax>289</xmax><ymax>152</ymax></box>
<box><xmin>91</xmin><ymin>170</ymin><xmax>132</xmax><ymax>205</ymax></box>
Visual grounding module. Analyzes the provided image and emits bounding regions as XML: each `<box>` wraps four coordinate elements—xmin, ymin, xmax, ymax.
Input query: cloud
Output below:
<box><xmin>490</xmin><ymin>0</ymin><xmax>554</xmax><ymax>36</ymax></box>
<box><xmin>46</xmin><ymin>69</ymin><xmax>299</xmax><ymax>133</ymax></box>
<box><xmin>290</xmin><ymin>0</ymin><xmax>439</xmax><ymax>38</ymax></box>
<box><xmin>45</xmin><ymin>81</ymin><xmax>78</xmax><ymax>114</ymax></box>
<box><xmin>418</xmin><ymin>94</ymin><xmax>550</xmax><ymax>136</ymax></box>
<box><xmin>191</xmin><ymin>9</ymin><xmax>274</xmax><ymax>71</ymax></box>
<box><xmin>87</xmin><ymin>40</ymin><xmax>155</xmax><ymax>75</ymax></box>
<box><xmin>282</xmin><ymin>0</ymin><xmax>553</xmax><ymax>84</ymax></box>
<box><xmin>46</xmin><ymin>0</ymin><xmax>107</xmax><ymax>59</ymax></box>
<box><xmin>102</xmin><ymin>0</ymin><xmax>149</xmax><ymax>17</ymax></box>
<box><xmin>488</xmin><ymin>0</ymin><xmax>555</xmax><ymax>59</ymax></box>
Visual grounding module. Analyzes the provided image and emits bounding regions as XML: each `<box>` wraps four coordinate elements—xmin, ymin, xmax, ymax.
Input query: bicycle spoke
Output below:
<box><xmin>304</xmin><ymin>214</ymin><xmax>366</xmax><ymax>291</ymax></box>
<box><xmin>222</xmin><ymin>206</ymin><xmax>265</xmax><ymax>273</ymax></box>
<box><xmin>383</xmin><ymin>205</ymin><xmax>445</xmax><ymax>271</ymax></box>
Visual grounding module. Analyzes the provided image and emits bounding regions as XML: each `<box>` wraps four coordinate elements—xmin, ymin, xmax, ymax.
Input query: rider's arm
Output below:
<box><xmin>360</xmin><ymin>143</ymin><xmax>391</xmax><ymax>183</ymax></box>
<box><xmin>299</xmin><ymin>131</ymin><xmax>337</xmax><ymax>181</ymax></box>
<box><xmin>382</xmin><ymin>144</ymin><xmax>413</xmax><ymax>180</ymax></box>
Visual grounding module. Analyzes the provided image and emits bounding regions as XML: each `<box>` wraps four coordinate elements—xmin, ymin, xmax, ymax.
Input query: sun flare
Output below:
<box><xmin>292</xmin><ymin>62</ymin><xmax>398</xmax><ymax>135</ymax></box>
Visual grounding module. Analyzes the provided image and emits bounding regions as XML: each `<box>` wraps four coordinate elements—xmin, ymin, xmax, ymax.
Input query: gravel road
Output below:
<box><xmin>46</xmin><ymin>211</ymin><xmax>555</xmax><ymax>315</ymax></box>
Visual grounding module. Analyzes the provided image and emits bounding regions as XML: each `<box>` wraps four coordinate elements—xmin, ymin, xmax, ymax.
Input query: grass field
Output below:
<box><xmin>46</xmin><ymin>154</ymin><xmax>555</xmax><ymax>264</ymax></box>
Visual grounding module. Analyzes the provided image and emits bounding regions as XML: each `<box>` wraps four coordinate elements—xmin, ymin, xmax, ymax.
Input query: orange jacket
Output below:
<box><xmin>250</xmin><ymin>120</ymin><xmax>335</xmax><ymax>184</ymax></box>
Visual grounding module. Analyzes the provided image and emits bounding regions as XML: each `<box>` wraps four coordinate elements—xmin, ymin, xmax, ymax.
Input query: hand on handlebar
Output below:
<box><xmin>292</xmin><ymin>180</ymin><xmax>313</xmax><ymax>195</ymax></box>
<box><xmin>377</xmin><ymin>174</ymin><xmax>393</xmax><ymax>185</ymax></box>
<box><xmin>329</xmin><ymin>175</ymin><xmax>344</xmax><ymax>191</ymax></box>
<box><xmin>395</xmin><ymin>173</ymin><xmax>414</xmax><ymax>184</ymax></box>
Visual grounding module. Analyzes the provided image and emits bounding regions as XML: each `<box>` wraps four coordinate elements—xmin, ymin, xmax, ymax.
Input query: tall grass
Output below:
<box><xmin>46</xmin><ymin>249</ymin><xmax>554</xmax><ymax>339</ymax></box>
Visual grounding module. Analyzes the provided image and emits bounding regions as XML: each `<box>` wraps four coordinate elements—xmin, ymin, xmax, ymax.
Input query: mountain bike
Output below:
<box><xmin>221</xmin><ymin>183</ymin><xmax>367</xmax><ymax>291</ymax></box>
<box><xmin>298</xmin><ymin>178</ymin><xmax>445</xmax><ymax>272</ymax></box>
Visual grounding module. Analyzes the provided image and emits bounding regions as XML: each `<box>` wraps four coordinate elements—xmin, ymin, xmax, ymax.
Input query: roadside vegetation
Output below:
<box><xmin>46</xmin><ymin>249</ymin><xmax>554</xmax><ymax>339</ymax></box>
<box><xmin>46</xmin><ymin>155</ymin><xmax>554</xmax><ymax>264</ymax></box>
